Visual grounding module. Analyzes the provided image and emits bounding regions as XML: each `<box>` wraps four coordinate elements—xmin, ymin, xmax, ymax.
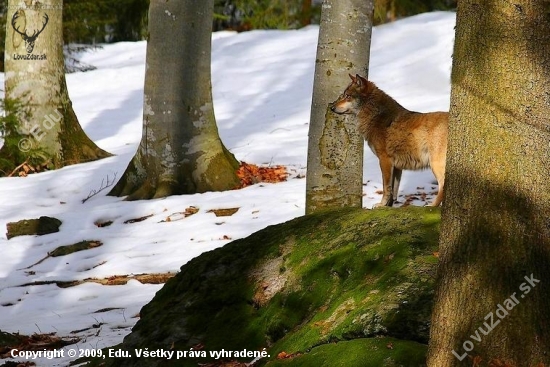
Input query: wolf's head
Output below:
<box><xmin>330</xmin><ymin>74</ymin><xmax>371</xmax><ymax>115</ymax></box>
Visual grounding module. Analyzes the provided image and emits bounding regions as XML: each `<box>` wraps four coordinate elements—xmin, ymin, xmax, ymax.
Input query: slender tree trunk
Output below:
<box><xmin>1</xmin><ymin>0</ymin><xmax>110</xmax><ymax>173</ymax></box>
<box><xmin>305</xmin><ymin>0</ymin><xmax>374</xmax><ymax>214</ymax></box>
<box><xmin>301</xmin><ymin>0</ymin><xmax>312</xmax><ymax>27</ymax></box>
<box><xmin>427</xmin><ymin>1</ymin><xmax>550</xmax><ymax>366</ymax></box>
<box><xmin>109</xmin><ymin>0</ymin><xmax>239</xmax><ymax>200</ymax></box>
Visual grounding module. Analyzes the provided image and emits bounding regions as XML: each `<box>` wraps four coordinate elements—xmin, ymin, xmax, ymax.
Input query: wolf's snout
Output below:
<box><xmin>329</xmin><ymin>102</ymin><xmax>336</xmax><ymax>112</ymax></box>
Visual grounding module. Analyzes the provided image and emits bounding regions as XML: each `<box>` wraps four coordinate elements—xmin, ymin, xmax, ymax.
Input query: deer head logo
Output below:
<box><xmin>12</xmin><ymin>10</ymin><xmax>49</xmax><ymax>54</ymax></box>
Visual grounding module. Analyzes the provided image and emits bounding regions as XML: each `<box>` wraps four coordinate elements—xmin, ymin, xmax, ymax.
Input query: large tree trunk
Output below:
<box><xmin>427</xmin><ymin>1</ymin><xmax>550</xmax><ymax>366</ymax></box>
<box><xmin>305</xmin><ymin>0</ymin><xmax>374</xmax><ymax>214</ymax></box>
<box><xmin>1</xmin><ymin>0</ymin><xmax>110</xmax><ymax>174</ymax></box>
<box><xmin>109</xmin><ymin>0</ymin><xmax>239</xmax><ymax>200</ymax></box>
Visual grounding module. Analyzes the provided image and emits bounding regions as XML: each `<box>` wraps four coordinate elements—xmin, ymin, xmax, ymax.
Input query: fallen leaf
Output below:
<box><xmin>207</xmin><ymin>208</ymin><xmax>239</xmax><ymax>217</ymax></box>
<box><xmin>124</xmin><ymin>214</ymin><xmax>154</xmax><ymax>224</ymax></box>
<box><xmin>277</xmin><ymin>351</ymin><xmax>289</xmax><ymax>360</ymax></box>
<box><xmin>161</xmin><ymin>206</ymin><xmax>200</xmax><ymax>222</ymax></box>
<box><xmin>95</xmin><ymin>220</ymin><xmax>113</xmax><ymax>227</ymax></box>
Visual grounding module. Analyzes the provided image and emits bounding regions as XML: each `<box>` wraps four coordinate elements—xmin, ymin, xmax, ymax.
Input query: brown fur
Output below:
<box><xmin>330</xmin><ymin>74</ymin><xmax>448</xmax><ymax>207</ymax></box>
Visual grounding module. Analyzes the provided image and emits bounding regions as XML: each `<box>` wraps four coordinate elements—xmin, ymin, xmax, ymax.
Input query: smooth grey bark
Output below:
<box><xmin>110</xmin><ymin>0</ymin><xmax>239</xmax><ymax>200</ymax></box>
<box><xmin>305</xmin><ymin>0</ymin><xmax>374</xmax><ymax>214</ymax></box>
<box><xmin>1</xmin><ymin>0</ymin><xmax>110</xmax><ymax>172</ymax></box>
<box><xmin>427</xmin><ymin>1</ymin><xmax>550</xmax><ymax>366</ymax></box>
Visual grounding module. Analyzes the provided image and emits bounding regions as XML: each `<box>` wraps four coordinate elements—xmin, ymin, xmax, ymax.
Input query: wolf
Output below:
<box><xmin>330</xmin><ymin>74</ymin><xmax>448</xmax><ymax>207</ymax></box>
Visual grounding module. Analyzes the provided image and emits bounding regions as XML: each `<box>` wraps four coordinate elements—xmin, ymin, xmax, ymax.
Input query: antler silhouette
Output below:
<box><xmin>12</xmin><ymin>11</ymin><xmax>49</xmax><ymax>54</ymax></box>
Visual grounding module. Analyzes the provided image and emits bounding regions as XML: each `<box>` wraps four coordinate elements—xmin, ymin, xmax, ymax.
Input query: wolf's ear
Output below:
<box><xmin>357</xmin><ymin>74</ymin><xmax>369</xmax><ymax>86</ymax></box>
<box><xmin>349</xmin><ymin>74</ymin><xmax>357</xmax><ymax>82</ymax></box>
<box><xmin>355</xmin><ymin>74</ymin><xmax>363</xmax><ymax>86</ymax></box>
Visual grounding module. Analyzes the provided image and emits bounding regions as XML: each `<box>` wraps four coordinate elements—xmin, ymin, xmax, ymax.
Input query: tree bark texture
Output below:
<box><xmin>110</xmin><ymin>0</ymin><xmax>239</xmax><ymax>200</ymax></box>
<box><xmin>2</xmin><ymin>0</ymin><xmax>110</xmax><ymax>169</ymax></box>
<box><xmin>305</xmin><ymin>0</ymin><xmax>374</xmax><ymax>214</ymax></box>
<box><xmin>427</xmin><ymin>1</ymin><xmax>550</xmax><ymax>366</ymax></box>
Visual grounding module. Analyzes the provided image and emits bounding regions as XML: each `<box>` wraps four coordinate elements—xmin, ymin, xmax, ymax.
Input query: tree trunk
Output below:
<box><xmin>301</xmin><ymin>0</ymin><xmax>312</xmax><ymax>27</ymax></box>
<box><xmin>305</xmin><ymin>0</ymin><xmax>374</xmax><ymax>214</ymax></box>
<box><xmin>427</xmin><ymin>1</ymin><xmax>550</xmax><ymax>366</ymax></box>
<box><xmin>109</xmin><ymin>0</ymin><xmax>239</xmax><ymax>200</ymax></box>
<box><xmin>1</xmin><ymin>0</ymin><xmax>110</xmax><ymax>174</ymax></box>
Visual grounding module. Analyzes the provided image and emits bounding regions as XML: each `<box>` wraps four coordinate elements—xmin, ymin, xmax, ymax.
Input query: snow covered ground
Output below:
<box><xmin>0</xmin><ymin>11</ymin><xmax>455</xmax><ymax>366</ymax></box>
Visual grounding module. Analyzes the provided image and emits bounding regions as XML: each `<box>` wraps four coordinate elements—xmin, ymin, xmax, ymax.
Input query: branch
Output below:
<box><xmin>7</xmin><ymin>159</ymin><xmax>29</xmax><ymax>177</ymax></box>
<box><xmin>82</xmin><ymin>172</ymin><xmax>118</xmax><ymax>203</ymax></box>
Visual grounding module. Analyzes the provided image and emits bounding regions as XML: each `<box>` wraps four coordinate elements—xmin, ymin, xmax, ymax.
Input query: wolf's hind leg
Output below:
<box><xmin>374</xmin><ymin>155</ymin><xmax>394</xmax><ymax>207</ymax></box>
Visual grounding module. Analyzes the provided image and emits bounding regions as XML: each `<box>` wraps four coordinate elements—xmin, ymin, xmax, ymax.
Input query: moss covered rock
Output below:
<box><xmin>94</xmin><ymin>207</ymin><xmax>439</xmax><ymax>367</ymax></box>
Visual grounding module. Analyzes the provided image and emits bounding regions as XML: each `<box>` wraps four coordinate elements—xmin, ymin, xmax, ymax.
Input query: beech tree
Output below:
<box><xmin>109</xmin><ymin>0</ymin><xmax>239</xmax><ymax>200</ymax></box>
<box><xmin>0</xmin><ymin>0</ymin><xmax>110</xmax><ymax>175</ymax></box>
<box><xmin>427</xmin><ymin>1</ymin><xmax>550</xmax><ymax>366</ymax></box>
<box><xmin>305</xmin><ymin>0</ymin><xmax>374</xmax><ymax>214</ymax></box>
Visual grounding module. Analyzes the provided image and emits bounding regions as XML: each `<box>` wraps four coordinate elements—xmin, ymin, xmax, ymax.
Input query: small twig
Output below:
<box><xmin>17</xmin><ymin>253</ymin><xmax>50</xmax><ymax>270</ymax></box>
<box><xmin>82</xmin><ymin>172</ymin><xmax>118</xmax><ymax>203</ymax></box>
<box><xmin>7</xmin><ymin>159</ymin><xmax>29</xmax><ymax>177</ymax></box>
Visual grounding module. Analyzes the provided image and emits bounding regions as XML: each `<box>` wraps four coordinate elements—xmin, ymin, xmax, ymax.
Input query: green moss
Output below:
<box><xmin>0</xmin><ymin>94</ymin><xmax>110</xmax><ymax>176</ymax></box>
<box><xmin>265</xmin><ymin>337</ymin><xmax>427</xmax><ymax>367</ymax></box>
<box><xmin>195</xmin><ymin>145</ymin><xmax>240</xmax><ymax>192</ymax></box>
<box><xmin>0</xmin><ymin>97</ymin><xmax>53</xmax><ymax>176</ymax></box>
<box><xmin>57</xmin><ymin>102</ymin><xmax>112</xmax><ymax>167</ymax></box>
<box><xmin>94</xmin><ymin>207</ymin><xmax>440</xmax><ymax>367</ymax></box>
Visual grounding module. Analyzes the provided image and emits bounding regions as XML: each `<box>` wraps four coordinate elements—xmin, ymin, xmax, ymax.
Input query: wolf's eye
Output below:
<box><xmin>345</xmin><ymin>95</ymin><xmax>351</xmax><ymax>101</ymax></box>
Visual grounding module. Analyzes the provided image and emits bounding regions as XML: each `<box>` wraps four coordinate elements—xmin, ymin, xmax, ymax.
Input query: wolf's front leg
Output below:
<box><xmin>374</xmin><ymin>156</ymin><xmax>394</xmax><ymax>207</ymax></box>
<box><xmin>391</xmin><ymin>167</ymin><xmax>402</xmax><ymax>202</ymax></box>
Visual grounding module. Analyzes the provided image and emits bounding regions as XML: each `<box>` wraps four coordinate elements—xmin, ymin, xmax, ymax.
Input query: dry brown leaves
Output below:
<box><xmin>236</xmin><ymin>162</ymin><xmax>287</xmax><ymax>188</ymax></box>
<box><xmin>19</xmin><ymin>272</ymin><xmax>176</xmax><ymax>288</ymax></box>
<box><xmin>401</xmin><ymin>192</ymin><xmax>427</xmax><ymax>207</ymax></box>
<box><xmin>162</xmin><ymin>206</ymin><xmax>200</xmax><ymax>222</ymax></box>
<box><xmin>276</xmin><ymin>351</ymin><xmax>301</xmax><ymax>360</ymax></box>
<box><xmin>8</xmin><ymin>160</ymin><xmax>49</xmax><ymax>178</ymax></box>
<box><xmin>0</xmin><ymin>333</ymin><xmax>79</xmax><ymax>359</ymax></box>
